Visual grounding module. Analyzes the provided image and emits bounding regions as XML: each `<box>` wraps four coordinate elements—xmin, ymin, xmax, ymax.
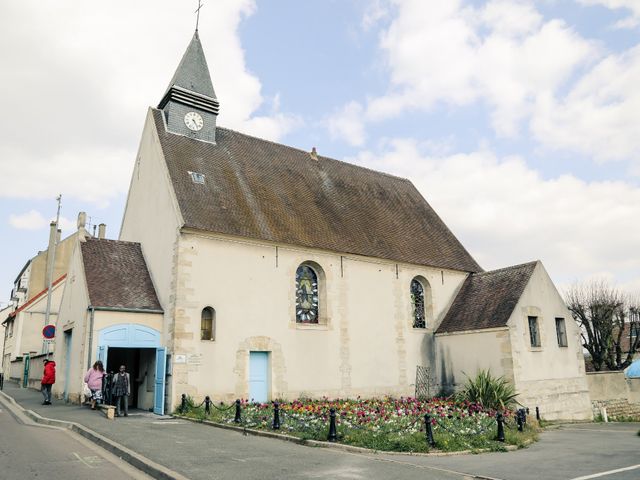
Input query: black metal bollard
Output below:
<box><xmin>327</xmin><ymin>408</ymin><xmax>337</xmax><ymax>442</ymax></box>
<box><xmin>180</xmin><ymin>393</ymin><xmax>187</xmax><ymax>413</ymax></box>
<box><xmin>234</xmin><ymin>399</ymin><xmax>242</xmax><ymax>423</ymax></box>
<box><xmin>536</xmin><ymin>406</ymin><xmax>540</xmax><ymax>421</ymax></box>
<box><xmin>272</xmin><ymin>402</ymin><xmax>281</xmax><ymax>430</ymax></box>
<box><xmin>517</xmin><ymin>409</ymin><xmax>524</xmax><ymax>432</ymax></box>
<box><xmin>0</xmin><ymin>373</ymin><xmax>4</xmax><ymax>390</ymax></box>
<box><xmin>205</xmin><ymin>396</ymin><xmax>211</xmax><ymax>415</ymax></box>
<box><xmin>424</xmin><ymin>414</ymin><xmax>436</xmax><ymax>448</ymax></box>
<box><xmin>496</xmin><ymin>413</ymin><xmax>505</xmax><ymax>442</ymax></box>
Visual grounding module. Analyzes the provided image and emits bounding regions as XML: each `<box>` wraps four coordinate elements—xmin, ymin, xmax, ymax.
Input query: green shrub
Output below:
<box><xmin>460</xmin><ymin>370</ymin><xmax>518</xmax><ymax>411</ymax></box>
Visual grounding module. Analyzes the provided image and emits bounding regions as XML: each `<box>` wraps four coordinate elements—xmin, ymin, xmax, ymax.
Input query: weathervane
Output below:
<box><xmin>195</xmin><ymin>0</ymin><xmax>204</xmax><ymax>31</ymax></box>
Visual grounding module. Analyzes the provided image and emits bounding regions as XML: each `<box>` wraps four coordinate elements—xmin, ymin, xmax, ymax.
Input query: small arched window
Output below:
<box><xmin>295</xmin><ymin>264</ymin><xmax>319</xmax><ymax>323</ymax></box>
<box><xmin>411</xmin><ymin>278</ymin><xmax>428</xmax><ymax>328</ymax></box>
<box><xmin>201</xmin><ymin>307</ymin><xmax>216</xmax><ymax>341</ymax></box>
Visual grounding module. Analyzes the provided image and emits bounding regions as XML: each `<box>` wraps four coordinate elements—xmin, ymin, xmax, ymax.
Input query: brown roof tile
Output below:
<box><xmin>152</xmin><ymin>109</ymin><xmax>481</xmax><ymax>273</ymax></box>
<box><xmin>81</xmin><ymin>238</ymin><xmax>162</xmax><ymax>311</ymax></box>
<box><xmin>436</xmin><ymin>261</ymin><xmax>537</xmax><ymax>334</ymax></box>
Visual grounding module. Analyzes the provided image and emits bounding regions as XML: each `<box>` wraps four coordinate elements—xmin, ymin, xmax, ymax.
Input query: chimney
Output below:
<box><xmin>77</xmin><ymin>211</ymin><xmax>89</xmax><ymax>242</ymax></box>
<box><xmin>310</xmin><ymin>147</ymin><xmax>318</xmax><ymax>161</ymax></box>
<box><xmin>98</xmin><ymin>223</ymin><xmax>106</xmax><ymax>239</ymax></box>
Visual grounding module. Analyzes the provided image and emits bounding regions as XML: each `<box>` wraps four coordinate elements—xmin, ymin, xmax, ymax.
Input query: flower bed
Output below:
<box><xmin>178</xmin><ymin>396</ymin><xmax>538</xmax><ymax>453</ymax></box>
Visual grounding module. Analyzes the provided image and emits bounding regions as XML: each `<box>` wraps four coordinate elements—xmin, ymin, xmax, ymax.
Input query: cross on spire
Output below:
<box><xmin>195</xmin><ymin>0</ymin><xmax>204</xmax><ymax>31</ymax></box>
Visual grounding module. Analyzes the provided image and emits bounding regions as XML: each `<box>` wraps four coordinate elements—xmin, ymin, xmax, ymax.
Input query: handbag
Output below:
<box><xmin>82</xmin><ymin>382</ymin><xmax>91</xmax><ymax>397</ymax></box>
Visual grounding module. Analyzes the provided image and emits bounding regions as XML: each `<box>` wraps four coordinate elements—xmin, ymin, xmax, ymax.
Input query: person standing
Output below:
<box><xmin>84</xmin><ymin>361</ymin><xmax>105</xmax><ymax>410</ymax></box>
<box><xmin>112</xmin><ymin>365</ymin><xmax>131</xmax><ymax>417</ymax></box>
<box><xmin>41</xmin><ymin>359</ymin><xmax>56</xmax><ymax>405</ymax></box>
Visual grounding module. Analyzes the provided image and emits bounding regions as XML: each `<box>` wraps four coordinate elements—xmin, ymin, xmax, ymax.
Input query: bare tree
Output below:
<box><xmin>565</xmin><ymin>280</ymin><xmax>640</xmax><ymax>371</ymax></box>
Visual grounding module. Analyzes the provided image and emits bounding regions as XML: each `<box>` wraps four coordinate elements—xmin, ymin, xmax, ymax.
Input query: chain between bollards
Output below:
<box><xmin>327</xmin><ymin>408</ymin><xmax>337</xmax><ymax>442</ymax></box>
<box><xmin>424</xmin><ymin>414</ymin><xmax>436</xmax><ymax>448</ymax></box>
<box><xmin>272</xmin><ymin>402</ymin><xmax>281</xmax><ymax>430</ymax></box>
<box><xmin>496</xmin><ymin>412</ymin><xmax>505</xmax><ymax>442</ymax></box>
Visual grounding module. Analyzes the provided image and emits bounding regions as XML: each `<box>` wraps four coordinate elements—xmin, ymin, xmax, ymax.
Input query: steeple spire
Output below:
<box><xmin>158</xmin><ymin>31</ymin><xmax>219</xmax><ymax>143</ymax></box>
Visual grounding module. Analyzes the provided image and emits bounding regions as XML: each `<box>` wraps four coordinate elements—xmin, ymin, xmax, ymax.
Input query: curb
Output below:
<box><xmin>0</xmin><ymin>390</ymin><xmax>188</xmax><ymax>480</ymax></box>
<box><xmin>173</xmin><ymin>414</ymin><xmax>523</xmax><ymax>457</ymax></box>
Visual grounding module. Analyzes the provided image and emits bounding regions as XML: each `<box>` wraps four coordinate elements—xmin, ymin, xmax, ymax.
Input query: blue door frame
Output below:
<box><xmin>97</xmin><ymin>324</ymin><xmax>165</xmax><ymax>414</ymax></box>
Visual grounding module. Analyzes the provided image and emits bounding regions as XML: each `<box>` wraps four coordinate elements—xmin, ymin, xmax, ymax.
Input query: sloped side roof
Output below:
<box><xmin>436</xmin><ymin>261</ymin><xmax>538</xmax><ymax>334</ymax></box>
<box><xmin>81</xmin><ymin>238</ymin><xmax>162</xmax><ymax>311</ymax></box>
<box><xmin>152</xmin><ymin>110</ymin><xmax>482</xmax><ymax>273</ymax></box>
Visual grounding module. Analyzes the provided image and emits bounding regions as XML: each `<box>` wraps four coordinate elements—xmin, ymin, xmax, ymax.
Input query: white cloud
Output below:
<box><xmin>532</xmin><ymin>45</ymin><xmax>640</xmax><ymax>162</ymax></box>
<box><xmin>350</xmin><ymin>139</ymin><xmax>640</xmax><ymax>285</ymax></box>
<box><xmin>0</xmin><ymin>0</ymin><xmax>299</xmax><ymax>205</ymax></box>
<box><xmin>9</xmin><ymin>210</ymin><xmax>75</xmax><ymax>232</ymax></box>
<box><xmin>578</xmin><ymin>0</ymin><xmax>640</xmax><ymax>29</ymax></box>
<box><xmin>365</xmin><ymin>0</ymin><xmax>595</xmax><ymax>137</ymax></box>
<box><xmin>327</xmin><ymin>101</ymin><xmax>367</xmax><ymax>146</ymax></box>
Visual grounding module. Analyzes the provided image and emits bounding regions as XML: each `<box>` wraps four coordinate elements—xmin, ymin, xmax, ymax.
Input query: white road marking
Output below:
<box><xmin>73</xmin><ymin>451</ymin><xmax>97</xmax><ymax>468</ymax></box>
<box><xmin>569</xmin><ymin>464</ymin><xmax>640</xmax><ymax>480</ymax></box>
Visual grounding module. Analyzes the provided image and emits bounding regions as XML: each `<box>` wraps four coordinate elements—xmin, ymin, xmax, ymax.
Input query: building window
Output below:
<box><xmin>201</xmin><ymin>307</ymin><xmax>215</xmax><ymax>341</ymax></box>
<box><xmin>411</xmin><ymin>278</ymin><xmax>426</xmax><ymax>328</ymax></box>
<box><xmin>528</xmin><ymin>316</ymin><xmax>541</xmax><ymax>347</ymax></box>
<box><xmin>295</xmin><ymin>264</ymin><xmax>319</xmax><ymax>323</ymax></box>
<box><xmin>189</xmin><ymin>171</ymin><xmax>205</xmax><ymax>184</ymax></box>
<box><xmin>555</xmin><ymin>318</ymin><xmax>568</xmax><ymax>347</ymax></box>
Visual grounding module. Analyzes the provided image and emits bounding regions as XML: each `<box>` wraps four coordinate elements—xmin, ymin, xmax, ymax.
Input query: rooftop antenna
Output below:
<box><xmin>195</xmin><ymin>0</ymin><xmax>204</xmax><ymax>32</ymax></box>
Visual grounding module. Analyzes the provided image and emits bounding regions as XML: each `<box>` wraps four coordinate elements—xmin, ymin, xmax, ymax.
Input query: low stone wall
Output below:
<box><xmin>587</xmin><ymin>371</ymin><xmax>640</xmax><ymax>419</ymax></box>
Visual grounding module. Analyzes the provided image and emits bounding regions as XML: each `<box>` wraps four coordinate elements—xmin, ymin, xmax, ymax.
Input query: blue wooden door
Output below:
<box><xmin>249</xmin><ymin>352</ymin><xmax>269</xmax><ymax>403</ymax></box>
<box><xmin>154</xmin><ymin>347</ymin><xmax>166</xmax><ymax>415</ymax></box>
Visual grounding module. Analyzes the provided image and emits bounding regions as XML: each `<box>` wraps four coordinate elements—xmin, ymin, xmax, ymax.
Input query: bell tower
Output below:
<box><xmin>158</xmin><ymin>31</ymin><xmax>219</xmax><ymax>143</ymax></box>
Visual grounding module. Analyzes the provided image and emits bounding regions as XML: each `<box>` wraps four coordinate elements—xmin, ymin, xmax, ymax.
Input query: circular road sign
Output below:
<box><xmin>42</xmin><ymin>325</ymin><xmax>56</xmax><ymax>339</ymax></box>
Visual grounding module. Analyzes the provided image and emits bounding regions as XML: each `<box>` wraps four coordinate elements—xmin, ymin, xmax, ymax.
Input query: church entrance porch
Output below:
<box><xmin>105</xmin><ymin>347</ymin><xmax>156</xmax><ymax>412</ymax></box>
<box><xmin>96</xmin><ymin>323</ymin><xmax>166</xmax><ymax>414</ymax></box>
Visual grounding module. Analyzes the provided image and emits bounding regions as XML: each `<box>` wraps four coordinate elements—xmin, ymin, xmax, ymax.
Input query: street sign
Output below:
<box><xmin>42</xmin><ymin>324</ymin><xmax>56</xmax><ymax>339</ymax></box>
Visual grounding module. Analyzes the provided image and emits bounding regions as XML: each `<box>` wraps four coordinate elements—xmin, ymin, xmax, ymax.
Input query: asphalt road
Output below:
<box><xmin>0</xmin><ymin>401</ymin><xmax>151</xmax><ymax>480</ymax></box>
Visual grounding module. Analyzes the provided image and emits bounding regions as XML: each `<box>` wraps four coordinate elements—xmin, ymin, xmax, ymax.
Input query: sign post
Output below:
<box><xmin>43</xmin><ymin>325</ymin><xmax>56</xmax><ymax>357</ymax></box>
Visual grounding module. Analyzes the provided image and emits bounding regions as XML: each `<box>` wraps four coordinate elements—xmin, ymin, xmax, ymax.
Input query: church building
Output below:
<box><xmin>51</xmin><ymin>31</ymin><xmax>592</xmax><ymax>420</ymax></box>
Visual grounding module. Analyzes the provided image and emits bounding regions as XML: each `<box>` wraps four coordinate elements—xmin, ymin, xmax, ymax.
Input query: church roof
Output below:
<box><xmin>81</xmin><ymin>238</ymin><xmax>162</xmax><ymax>311</ymax></box>
<box><xmin>436</xmin><ymin>261</ymin><xmax>538</xmax><ymax>334</ymax></box>
<box><xmin>161</xmin><ymin>31</ymin><xmax>217</xmax><ymax>101</ymax></box>
<box><xmin>152</xmin><ymin>109</ymin><xmax>482</xmax><ymax>273</ymax></box>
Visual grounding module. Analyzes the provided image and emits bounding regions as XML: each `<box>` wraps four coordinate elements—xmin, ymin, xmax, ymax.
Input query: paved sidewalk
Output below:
<box><xmin>0</xmin><ymin>382</ymin><xmax>467</xmax><ymax>480</ymax></box>
<box><xmin>2</xmin><ymin>381</ymin><xmax>639</xmax><ymax>480</ymax></box>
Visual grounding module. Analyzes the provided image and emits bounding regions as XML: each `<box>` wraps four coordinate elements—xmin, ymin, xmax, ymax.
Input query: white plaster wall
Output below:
<box><xmin>52</xmin><ymin>239</ymin><xmax>91</xmax><ymax>400</ymax></box>
<box><xmin>169</xmin><ymin>231</ymin><xmax>468</xmax><ymax>405</ymax></box>
<box><xmin>435</xmin><ymin>328</ymin><xmax>512</xmax><ymax>392</ymax></box>
<box><xmin>508</xmin><ymin>262</ymin><xmax>591</xmax><ymax>420</ymax></box>
<box><xmin>119</xmin><ymin>108</ymin><xmax>182</xmax><ymax>311</ymax></box>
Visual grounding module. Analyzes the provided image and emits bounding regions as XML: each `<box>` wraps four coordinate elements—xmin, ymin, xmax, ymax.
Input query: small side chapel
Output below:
<box><xmin>55</xmin><ymin>30</ymin><xmax>592</xmax><ymax>419</ymax></box>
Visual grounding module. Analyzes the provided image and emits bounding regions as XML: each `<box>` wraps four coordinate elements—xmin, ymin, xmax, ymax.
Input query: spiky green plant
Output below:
<box><xmin>460</xmin><ymin>370</ymin><xmax>518</xmax><ymax>411</ymax></box>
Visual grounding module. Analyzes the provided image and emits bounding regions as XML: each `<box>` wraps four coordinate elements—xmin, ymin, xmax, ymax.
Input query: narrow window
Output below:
<box><xmin>555</xmin><ymin>318</ymin><xmax>567</xmax><ymax>347</ymax></box>
<box><xmin>201</xmin><ymin>307</ymin><xmax>215</xmax><ymax>341</ymax></box>
<box><xmin>296</xmin><ymin>265</ymin><xmax>319</xmax><ymax>323</ymax></box>
<box><xmin>528</xmin><ymin>316</ymin><xmax>541</xmax><ymax>347</ymax></box>
<box><xmin>411</xmin><ymin>278</ymin><xmax>426</xmax><ymax>328</ymax></box>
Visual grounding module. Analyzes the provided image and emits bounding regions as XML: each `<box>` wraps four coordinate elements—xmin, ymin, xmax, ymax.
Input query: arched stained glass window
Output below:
<box><xmin>296</xmin><ymin>265</ymin><xmax>319</xmax><ymax>323</ymax></box>
<box><xmin>411</xmin><ymin>279</ymin><xmax>426</xmax><ymax>328</ymax></box>
<box><xmin>201</xmin><ymin>307</ymin><xmax>215</xmax><ymax>340</ymax></box>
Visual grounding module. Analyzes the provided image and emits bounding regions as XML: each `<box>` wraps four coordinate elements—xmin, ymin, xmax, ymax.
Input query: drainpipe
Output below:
<box><xmin>87</xmin><ymin>306</ymin><xmax>95</xmax><ymax>369</ymax></box>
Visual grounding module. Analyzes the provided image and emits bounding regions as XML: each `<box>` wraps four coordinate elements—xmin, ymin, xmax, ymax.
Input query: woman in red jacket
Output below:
<box><xmin>41</xmin><ymin>359</ymin><xmax>56</xmax><ymax>405</ymax></box>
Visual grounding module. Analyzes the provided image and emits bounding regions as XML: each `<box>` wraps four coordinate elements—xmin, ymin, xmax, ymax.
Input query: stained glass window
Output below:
<box><xmin>296</xmin><ymin>265</ymin><xmax>319</xmax><ymax>323</ymax></box>
<box><xmin>411</xmin><ymin>278</ymin><xmax>426</xmax><ymax>328</ymax></box>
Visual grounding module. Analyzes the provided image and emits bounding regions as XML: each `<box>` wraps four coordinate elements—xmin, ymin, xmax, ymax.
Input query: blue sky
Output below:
<box><xmin>1</xmin><ymin>0</ymin><xmax>639</xmax><ymax>305</ymax></box>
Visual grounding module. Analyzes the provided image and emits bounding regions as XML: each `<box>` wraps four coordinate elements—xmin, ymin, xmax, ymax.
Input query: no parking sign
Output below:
<box><xmin>42</xmin><ymin>324</ymin><xmax>56</xmax><ymax>339</ymax></box>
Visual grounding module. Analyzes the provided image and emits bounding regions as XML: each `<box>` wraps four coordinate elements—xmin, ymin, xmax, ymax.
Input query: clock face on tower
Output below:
<box><xmin>184</xmin><ymin>111</ymin><xmax>204</xmax><ymax>131</ymax></box>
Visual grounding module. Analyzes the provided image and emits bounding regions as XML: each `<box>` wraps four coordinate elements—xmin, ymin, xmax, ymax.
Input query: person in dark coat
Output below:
<box><xmin>41</xmin><ymin>359</ymin><xmax>56</xmax><ymax>405</ymax></box>
<box><xmin>112</xmin><ymin>365</ymin><xmax>131</xmax><ymax>417</ymax></box>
